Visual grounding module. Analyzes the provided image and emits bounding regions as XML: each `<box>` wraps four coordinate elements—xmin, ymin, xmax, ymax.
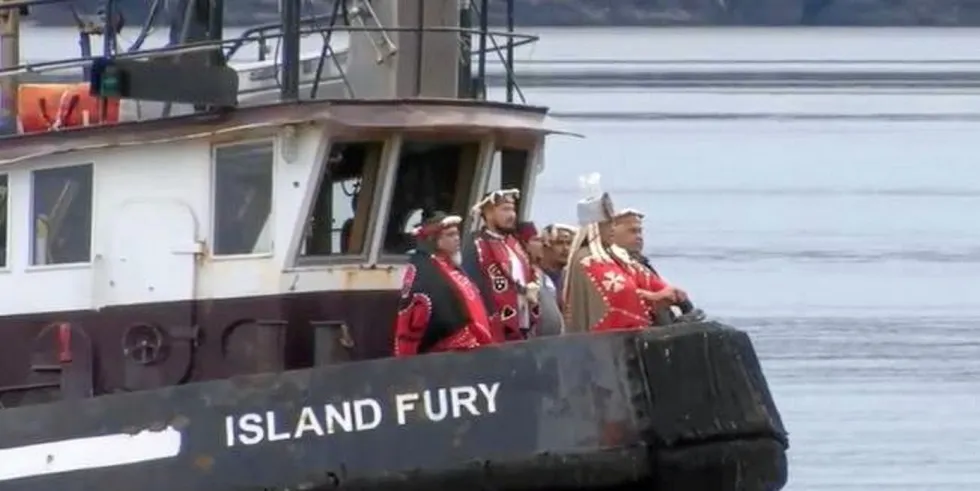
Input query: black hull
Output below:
<box><xmin>0</xmin><ymin>322</ymin><xmax>788</xmax><ymax>491</ymax></box>
<box><xmin>0</xmin><ymin>290</ymin><xmax>401</xmax><ymax>406</ymax></box>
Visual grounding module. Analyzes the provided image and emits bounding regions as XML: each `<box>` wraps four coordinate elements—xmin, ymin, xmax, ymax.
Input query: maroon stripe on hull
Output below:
<box><xmin>0</xmin><ymin>290</ymin><xmax>399</xmax><ymax>409</ymax></box>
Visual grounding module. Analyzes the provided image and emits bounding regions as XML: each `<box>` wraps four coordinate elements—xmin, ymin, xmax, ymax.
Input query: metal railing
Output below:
<box><xmin>2</xmin><ymin>0</ymin><xmax>535</xmax><ymax>104</ymax></box>
<box><xmin>221</xmin><ymin>0</ymin><xmax>527</xmax><ymax>101</ymax></box>
<box><xmin>224</xmin><ymin>12</ymin><xmax>343</xmax><ymax>61</ymax></box>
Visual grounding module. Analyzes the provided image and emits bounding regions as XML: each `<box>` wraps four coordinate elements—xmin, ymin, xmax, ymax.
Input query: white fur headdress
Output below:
<box><xmin>562</xmin><ymin>173</ymin><xmax>615</xmax><ymax>307</ymax></box>
<box><xmin>470</xmin><ymin>188</ymin><xmax>521</xmax><ymax>217</ymax></box>
<box><xmin>613</xmin><ymin>207</ymin><xmax>645</xmax><ymax>220</ymax></box>
<box><xmin>575</xmin><ymin>173</ymin><xmax>614</xmax><ymax>226</ymax></box>
<box><xmin>541</xmin><ymin>223</ymin><xmax>578</xmax><ymax>242</ymax></box>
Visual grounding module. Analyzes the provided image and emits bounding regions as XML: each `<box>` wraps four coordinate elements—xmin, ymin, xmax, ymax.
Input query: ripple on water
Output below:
<box><xmin>726</xmin><ymin>315</ymin><xmax>980</xmax><ymax>489</ymax></box>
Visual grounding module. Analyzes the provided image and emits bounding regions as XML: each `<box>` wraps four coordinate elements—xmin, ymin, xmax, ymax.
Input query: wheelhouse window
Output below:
<box><xmin>301</xmin><ymin>141</ymin><xmax>384</xmax><ymax>257</ymax></box>
<box><xmin>0</xmin><ymin>175</ymin><xmax>7</xmax><ymax>268</ymax></box>
<box><xmin>212</xmin><ymin>141</ymin><xmax>274</xmax><ymax>256</ymax></box>
<box><xmin>31</xmin><ymin>164</ymin><xmax>94</xmax><ymax>265</ymax></box>
<box><xmin>488</xmin><ymin>147</ymin><xmax>532</xmax><ymax>215</ymax></box>
<box><xmin>383</xmin><ymin>140</ymin><xmax>481</xmax><ymax>255</ymax></box>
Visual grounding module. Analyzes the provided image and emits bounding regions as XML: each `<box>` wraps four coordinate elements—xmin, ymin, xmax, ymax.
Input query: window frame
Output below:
<box><xmin>466</xmin><ymin>137</ymin><xmax>497</xmax><ymax>234</ymax></box>
<box><xmin>469</xmin><ymin>139</ymin><xmax>539</xmax><ymax>233</ymax></box>
<box><xmin>376</xmin><ymin>133</ymin><xmax>489</xmax><ymax>263</ymax></box>
<box><xmin>519</xmin><ymin>138</ymin><xmax>544</xmax><ymax>221</ymax></box>
<box><xmin>27</xmin><ymin>162</ymin><xmax>96</xmax><ymax>269</ymax></box>
<box><xmin>209</xmin><ymin>138</ymin><xmax>277</xmax><ymax>259</ymax></box>
<box><xmin>295</xmin><ymin>137</ymin><xmax>393</xmax><ymax>266</ymax></box>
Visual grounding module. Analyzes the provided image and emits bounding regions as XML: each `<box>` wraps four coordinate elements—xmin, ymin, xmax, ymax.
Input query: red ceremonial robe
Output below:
<box><xmin>628</xmin><ymin>253</ymin><xmax>675</xmax><ymax>325</ymax></box>
<box><xmin>393</xmin><ymin>250</ymin><xmax>495</xmax><ymax>357</ymax></box>
<box><xmin>462</xmin><ymin>229</ymin><xmax>540</xmax><ymax>342</ymax></box>
<box><xmin>576</xmin><ymin>253</ymin><xmax>651</xmax><ymax>332</ymax></box>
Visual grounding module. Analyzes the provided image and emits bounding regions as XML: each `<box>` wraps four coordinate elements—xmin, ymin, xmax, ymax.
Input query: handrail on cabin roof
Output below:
<box><xmin>0</xmin><ymin>24</ymin><xmax>539</xmax><ymax>80</ymax></box>
<box><xmin>0</xmin><ymin>0</ymin><xmax>65</xmax><ymax>11</ymax></box>
<box><xmin>224</xmin><ymin>12</ymin><xmax>343</xmax><ymax>60</ymax></box>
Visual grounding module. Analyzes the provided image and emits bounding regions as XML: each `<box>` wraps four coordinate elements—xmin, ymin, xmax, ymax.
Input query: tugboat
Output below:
<box><xmin>0</xmin><ymin>1</ymin><xmax>788</xmax><ymax>490</ymax></box>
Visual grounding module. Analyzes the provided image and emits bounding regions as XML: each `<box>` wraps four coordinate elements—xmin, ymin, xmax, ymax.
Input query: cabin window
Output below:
<box><xmin>212</xmin><ymin>141</ymin><xmax>274</xmax><ymax>256</ymax></box>
<box><xmin>31</xmin><ymin>164</ymin><xmax>94</xmax><ymax>265</ymax></box>
<box><xmin>0</xmin><ymin>175</ymin><xmax>7</xmax><ymax>268</ymax></box>
<box><xmin>488</xmin><ymin>147</ymin><xmax>531</xmax><ymax>215</ymax></box>
<box><xmin>301</xmin><ymin>141</ymin><xmax>384</xmax><ymax>257</ymax></box>
<box><xmin>383</xmin><ymin>140</ymin><xmax>481</xmax><ymax>254</ymax></box>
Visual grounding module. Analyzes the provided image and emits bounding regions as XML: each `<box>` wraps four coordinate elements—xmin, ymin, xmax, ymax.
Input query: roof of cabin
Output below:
<box><xmin>0</xmin><ymin>98</ymin><xmax>562</xmax><ymax>165</ymax></box>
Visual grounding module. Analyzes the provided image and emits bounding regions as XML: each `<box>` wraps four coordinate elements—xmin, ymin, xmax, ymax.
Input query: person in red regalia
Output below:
<box><xmin>393</xmin><ymin>212</ymin><xmax>495</xmax><ymax>357</ymax></box>
<box><xmin>610</xmin><ymin>207</ymin><xmax>706</xmax><ymax>325</ymax></box>
<box><xmin>461</xmin><ymin>189</ymin><xmax>540</xmax><ymax>342</ymax></box>
<box><xmin>561</xmin><ymin>174</ymin><xmax>679</xmax><ymax>333</ymax></box>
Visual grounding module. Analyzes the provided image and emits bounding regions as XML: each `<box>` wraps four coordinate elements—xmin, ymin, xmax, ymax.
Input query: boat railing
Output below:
<box><xmin>223</xmin><ymin>12</ymin><xmax>344</xmax><ymax>61</ymax></box>
<box><xmin>1</xmin><ymin>0</ymin><xmax>535</xmax><ymax>104</ymax></box>
<box><xmin>219</xmin><ymin>0</ymin><xmax>527</xmax><ymax>102</ymax></box>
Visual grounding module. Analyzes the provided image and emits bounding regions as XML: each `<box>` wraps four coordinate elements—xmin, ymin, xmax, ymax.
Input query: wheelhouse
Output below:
<box><xmin>0</xmin><ymin>98</ymin><xmax>566</xmax><ymax>403</ymax></box>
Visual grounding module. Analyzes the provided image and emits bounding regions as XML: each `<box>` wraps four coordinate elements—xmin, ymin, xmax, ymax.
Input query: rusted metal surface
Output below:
<box><xmin>0</xmin><ymin>98</ymin><xmax>562</xmax><ymax>165</ymax></box>
<box><xmin>0</xmin><ymin>290</ymin><xmax>399</xmax><ymax>406</ymax></box>
<box><xmin>0</xmin><ymin>322</ymin><xmax>788</xmax><ymax>491</ymax></box>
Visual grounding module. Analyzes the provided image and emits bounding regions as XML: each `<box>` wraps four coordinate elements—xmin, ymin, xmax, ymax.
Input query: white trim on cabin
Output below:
<box><xmin>26</xmin><ymin>161</ymin><xmax>96</xmax><ymax>269</ymax></box>
<box><xmin>274</xmin><ymin>126</ymin><xmax>333</xmax><ymax>270</ymax></box>
<box><xmin>366</xmin><ymin>135</ymin><xmax>402</xmax><ymax>266</ymax></box>
<box><xmin>520</xmin><ymin>139</ymin><xmax>546</xmax><ymax>221</ymax></box>
<box><xmin>209</xmin><ymin>138</ymin><xmax>278</xmax><ymax>259</ymax></box>
<box><xmin>0</xmin><ymin>113</ymin><xmax>549</xmax><ymax>317</ymax></box>
<box><xmin>465</xmin><ymin>137</ymin><xmax>497</xmax><ymax>235</ymax></box>
<box><xmin>291</xmin><ymin>136</ymin><xmax>394</xmax><ymax>266</ymax></box>
<box><xmin>284</xmin><ymin>129</ymin><xmax>334</xmax><ymax>267</ymax></box>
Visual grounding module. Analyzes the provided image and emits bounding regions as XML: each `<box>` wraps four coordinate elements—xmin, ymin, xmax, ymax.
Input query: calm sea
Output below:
<box><xmin>21</xmin><ymin>26</ymin><xmax>980</xmax><ymax>490</ymax></box>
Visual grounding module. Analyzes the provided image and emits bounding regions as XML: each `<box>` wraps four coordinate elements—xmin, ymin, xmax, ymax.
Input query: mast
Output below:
<box><xmin>280</xmin><ymin>0</ymin><xmax>300</xmax><ymax>100</ymax></box>
<box><xmin>0</xmin><ymin>0</ymin><xmax>18</xmax><ymax>133</ymax></box>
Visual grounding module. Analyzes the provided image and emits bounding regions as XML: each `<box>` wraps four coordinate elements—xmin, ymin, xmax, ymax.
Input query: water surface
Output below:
<box><xmin>24</xmin><ymin>26</ymin><xmax>980</xmax><ymax>490</ymax></box>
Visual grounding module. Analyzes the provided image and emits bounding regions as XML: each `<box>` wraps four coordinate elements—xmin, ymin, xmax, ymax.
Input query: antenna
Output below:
<box><xmin>280</xmin><ymin>0</ymin><xmax>300</xmax><ymax>100</ymax></box>
<box><xmin>208</xmin><ymin>0</ymin><xmax>224</xmax><ymax>66</ymax></box>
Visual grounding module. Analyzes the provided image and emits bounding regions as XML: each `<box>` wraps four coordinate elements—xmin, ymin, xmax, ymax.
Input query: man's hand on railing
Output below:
<box><xmin>638</xmin><ymin>287</ymin><xmax>679</xmax><ymax>308</ymax></box>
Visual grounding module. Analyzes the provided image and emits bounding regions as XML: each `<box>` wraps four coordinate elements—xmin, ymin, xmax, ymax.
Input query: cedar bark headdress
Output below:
<box><xmin>541</xmin><ymin>223</ymin><xmax>579</xmax><ymax>245</ymax></box>
<box><xmin>412</xmin><ymin>212</ymin><xmax>462</xmax><ymax>251</ymax></box>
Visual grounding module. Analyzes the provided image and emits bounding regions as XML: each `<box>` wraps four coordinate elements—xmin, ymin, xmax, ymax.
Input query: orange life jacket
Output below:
<box><xmin>17</xmin><ymin>83</ymin><xmax>120</xmax><ymax>134</ymax></box>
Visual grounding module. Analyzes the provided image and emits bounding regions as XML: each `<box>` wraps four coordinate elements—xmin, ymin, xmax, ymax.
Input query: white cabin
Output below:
<box><xmin>0</xmin><ymin>0</ymin><xmax>551</xmax><ymax>397</ymax></box>
<box><xmin>0</xmin><ymin>99</ymin><xmax>557</xmax><ymax>318</ymax></box>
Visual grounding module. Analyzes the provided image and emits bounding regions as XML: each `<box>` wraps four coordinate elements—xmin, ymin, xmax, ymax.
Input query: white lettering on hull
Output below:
<box><xmin>395</xmin><ymin>382</ymin><xmax>500</xmax><ymax>425</ymax></box>
<box><xmin>225</xmin><ymin>382</ymin><xmax>501</xmax><ymax>447</ymax></box>
<box><xmin>0</xmin><ymin>426</ymin><xmax>183</xmax><ymax>482</ymax></box>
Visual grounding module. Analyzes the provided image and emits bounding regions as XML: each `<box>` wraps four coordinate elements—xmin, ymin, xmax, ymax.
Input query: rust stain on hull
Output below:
<box><xmin>0</xmin><ymin>289</ymin><xmax>399</xmax><ymax>408</ymax></box>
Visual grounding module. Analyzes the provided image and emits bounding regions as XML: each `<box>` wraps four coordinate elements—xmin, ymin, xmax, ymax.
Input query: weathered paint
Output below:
<box><xmin>0</xmin><ymin>289</ymin><xmax>401</xmax><ymax>402</ymax></box>
<box><xmin>0</xmin><ymin>100</ymin><xmax>553</xmax><ymax>410</ymax></box>
<box><xmin>0</xmin><ymin>426</ymin><xmax>181</xmax><ymax>481</ymax></box>
<box><xmin>0</xmin><ymin>322</ymin><xmax>789</xmax><ymax>491</ymax></box>
<box><xmin>0</xmin><ymin>99</ymin><xmax>559</xmax><ymax>166</ymax></box>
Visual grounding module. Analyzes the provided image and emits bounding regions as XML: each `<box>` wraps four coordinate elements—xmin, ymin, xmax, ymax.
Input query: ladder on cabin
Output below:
<box><xmin>346</xmin><ymin>0</ymin><xmax>397</xmax><ymax>63</ymax></box>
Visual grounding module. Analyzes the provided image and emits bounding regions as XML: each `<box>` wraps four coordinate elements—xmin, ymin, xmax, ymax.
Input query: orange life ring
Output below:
<box><xmin>17</xmin><ymin>83</ymin><xmax>120</xmax><ymax>134</ymax></box>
